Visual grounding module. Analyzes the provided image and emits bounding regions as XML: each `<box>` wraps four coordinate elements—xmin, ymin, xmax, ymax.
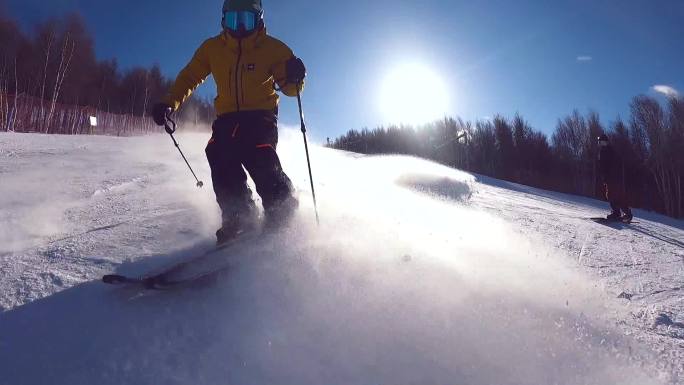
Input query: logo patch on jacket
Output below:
<box><xmin>247</xmin><ymin>63</ymin><xmax>256</xmax><ymax>71</ymax></box>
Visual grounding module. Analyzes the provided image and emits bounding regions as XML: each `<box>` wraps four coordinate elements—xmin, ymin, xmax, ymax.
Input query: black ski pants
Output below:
<box><xmin>603</xmin><ymin>181</ymin><xmax>631</xmax><ymax>215</ymax></box>
<box><xmin>205</xmin><ymin>110</ymin><xmax>294</xmax><ymax>225</ymax></box>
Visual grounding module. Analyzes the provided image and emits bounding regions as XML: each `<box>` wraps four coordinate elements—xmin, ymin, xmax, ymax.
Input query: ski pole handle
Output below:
<box><xmin>164</xmin><ymin>109</ymin><xmax>176</xmax><ymax>134</ymax></box>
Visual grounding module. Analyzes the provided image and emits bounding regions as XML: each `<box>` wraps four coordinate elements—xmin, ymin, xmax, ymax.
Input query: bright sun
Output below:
<box><xmin>379</xmin><ymin>63</ymin><xmax>450</xmax><ymax>126</ymax></box>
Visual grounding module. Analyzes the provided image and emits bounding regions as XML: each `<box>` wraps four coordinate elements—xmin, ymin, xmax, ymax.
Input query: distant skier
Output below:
<box><xmin>152</xmin><ymin>0</ymin><xmax>306</xmax><ymax>244</ymax></box>
<box><xmin>597</xmin><ymin>134</ymin><xmax>633</xmax><ymax>222</ymax></box>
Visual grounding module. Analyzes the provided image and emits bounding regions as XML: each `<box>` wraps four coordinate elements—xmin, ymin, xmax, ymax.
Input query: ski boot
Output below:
<box><xmin>216</xmin><ymin>213</ymin><xmax>259</xmax><ymax>246</ymax></box>
<box><xmin>606</xmin><ymin>211</ymin><xmax>621</xmax><ymax>222</ymax></box>
<box><xmin>621</xmin><ymin>209</ymin><xmax>633</xmax><ymax>224</ymax></box>
<box><xmin>263</xmin><ymin>196</ymin><xmax>299</xmax><ymax>232</ymax></box>
<box><xmin>216</xmin><ymin>226</ymin><xmax>242</xmax><ymax>246</ymax></box>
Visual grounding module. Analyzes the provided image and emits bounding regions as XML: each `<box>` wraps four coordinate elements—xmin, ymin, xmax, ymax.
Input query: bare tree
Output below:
<box><xmin>512</xmin><ymin>113</ymin><xmax>533</xmax><ymax>183</ymax></box>
<box><xmin>39</xmin><ymin>28</ymin><xmax>54</xmax><ymax>127</ymax></box>
<box><xmin>552</xmin><ymin>110</ymin><xmax>590</xmax><ymax>193</ymax></box>
<box><xmin>586</xmin><ymin>111</ymin><xmax>604</xmax><ymax>196</ymax></box>
<box><xmin>470</xmin><ymin>120</ymin><xmax>497</xmax><ymax>175</ymax></box>
<box><xmin>142</xmin><ymin>70</ymin><xmax>150</xmax><ymax>121</ymax></box>
<box><xmin>45</xmin><ymin>32</ymin><xmax>75</xmax><ymax>132</ymax></box>
<box><xmin>631</xmin><ymin>95</ymin><xmax>676</xmax><ymax>216</ymax></box>
<box><xmin>666</xmin><ymin>96</ymin><xmax>684</xmax><ymax>217</ymax></box>
<box><xmin>11</xmin><ymin>56</ymin><xmax>17</xmax><ymax>131</ymax></box>
<box><xmin>493</xmin><ymin>116</ymin><xmax>514</xmax><ymax>179</ymax></box>
<box><xmin>0</xmin><ymin>60</ymin><xmax>6</xmax><ymax>131</ymax></box>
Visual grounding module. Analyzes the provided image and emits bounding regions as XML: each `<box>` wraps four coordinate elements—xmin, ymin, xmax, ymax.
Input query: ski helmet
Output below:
<box><xmin>223</xmin><ymin>0</ymin><xmax>262</xmax><ymax>14</ymax></box>
<box><xmin>222</xmin><ymin>0</ymin><xmax>264</xmax><ymax>37</ymax></box>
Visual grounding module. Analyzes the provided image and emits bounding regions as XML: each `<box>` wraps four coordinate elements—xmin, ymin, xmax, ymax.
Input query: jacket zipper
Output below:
<box><xmin>234</xmin><ymin>39</ymin><xmax>242</xmax><ymax>112</ymax></box>
<box><xmin>228</xmin><ymin>68</ymin><xmax>232</xmax><ymax>96</ymax></box>
<box><xmin>241</xmin><ymin>64</ymin><xmax>246</xmax><ymax>105</ymax></box>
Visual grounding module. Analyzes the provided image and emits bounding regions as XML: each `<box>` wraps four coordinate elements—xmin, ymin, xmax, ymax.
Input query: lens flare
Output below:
<box><xmin>379</xmin><ymin>63</ymin><xmax>450</xmax><ymax>126</ymax></box>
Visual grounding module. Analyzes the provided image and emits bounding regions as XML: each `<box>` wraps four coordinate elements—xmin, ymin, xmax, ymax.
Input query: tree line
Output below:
<box><xmin>329</xmin><ymin>95</ymin><xmax>684</xmax><ymax>219</ymax></box>
<box><xmin>0</xmin><ymin>12</ymin><xmax>214</xmax><ymax>134</ymax></box>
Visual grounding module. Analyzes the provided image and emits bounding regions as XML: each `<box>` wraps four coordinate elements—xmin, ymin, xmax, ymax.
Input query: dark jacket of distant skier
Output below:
<box><xmin>597</xmin><ymin>135</ymin><xmax>631</xmax><ymax>219</ymax></box>
<box><xmin>152</xmin><ymin>0</ymin><xmax>307</xmax><ymax>244</ymax></box>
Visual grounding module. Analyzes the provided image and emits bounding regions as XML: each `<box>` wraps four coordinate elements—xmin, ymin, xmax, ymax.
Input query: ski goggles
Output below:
<box><xmin>223</xmin><ymin>10</ymin><xmax>259</xmax><ymax>32</ymax></box>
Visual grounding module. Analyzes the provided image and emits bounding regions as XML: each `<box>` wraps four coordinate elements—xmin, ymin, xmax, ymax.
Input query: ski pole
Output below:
<box><xmin>164</xmin><ymin>114</ymin><xmax>204</xmax><ymax>188</ymax></box>
<box><xmin>296</xmin><ymin>86</ymin><xmax>319</xmax><ymax>225</ymax></box>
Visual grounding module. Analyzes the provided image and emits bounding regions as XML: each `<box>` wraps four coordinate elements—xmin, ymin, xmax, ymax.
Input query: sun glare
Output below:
<box><xmin>379</xmin><ymin>63</ymin><xmax>450</xmax><ymax>126</ymax></box>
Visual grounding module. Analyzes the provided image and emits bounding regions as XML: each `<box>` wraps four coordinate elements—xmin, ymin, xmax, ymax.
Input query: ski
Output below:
<box><xmin>102</xmin><ymin>230</ymin><xmax>262</xmax><ymax>290</ymax></box>
<box><xmin>102</xmin><ymin>265</ymin><xmax>231</xmax><ymax>290</ymax></box>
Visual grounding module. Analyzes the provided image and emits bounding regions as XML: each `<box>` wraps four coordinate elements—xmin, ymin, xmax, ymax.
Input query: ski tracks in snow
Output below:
<box><xmin>471</xmin><ymin>176</ymin><xmax>684</xmax><ymax>381</ymax></box>
<box><xmin>0</xmin><ymin>133</ymin><xmax>214</xmax><ymax>312</ymax></box>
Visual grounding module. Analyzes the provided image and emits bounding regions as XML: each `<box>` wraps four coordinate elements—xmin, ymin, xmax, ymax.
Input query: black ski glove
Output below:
<box><xmin>285</xmin><ymin>57</ymin><xmax>306</xmax><ymax>84</ymax></box>
<box><xmin>152</xmin><ymin>102</ymin><xmax>172</xmax><ymax>126</ymax></box>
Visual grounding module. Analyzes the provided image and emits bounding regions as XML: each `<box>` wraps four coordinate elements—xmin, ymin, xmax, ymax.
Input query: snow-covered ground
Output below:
<box><xmin>0</xmin><ymin>130</ymin><xmax>682</xmax><ymax>385</ymax></box>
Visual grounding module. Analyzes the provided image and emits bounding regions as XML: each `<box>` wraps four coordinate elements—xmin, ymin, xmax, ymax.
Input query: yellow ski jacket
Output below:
<box><xmin>164</xmin><ymin>28</ymin><xmax>303</xmax><ymax>115</ymax></box>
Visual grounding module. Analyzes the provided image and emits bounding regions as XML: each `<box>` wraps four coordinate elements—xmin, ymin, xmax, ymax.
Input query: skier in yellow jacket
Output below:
<box><xmin>152</xmin><ymin>0</ymin><xmax>306</xmax><ymax>244</ymax></box>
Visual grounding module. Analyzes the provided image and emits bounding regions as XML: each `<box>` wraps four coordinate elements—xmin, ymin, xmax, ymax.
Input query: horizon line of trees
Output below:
<box><xmin>329</xmin><ymin>94</ymin><xmax>684</xmax><ymax>219</ymax></box>
<box><xmin>0</xmin><ymin>11</ymin><xmax>214</xmax><ymax>134</ymax></box>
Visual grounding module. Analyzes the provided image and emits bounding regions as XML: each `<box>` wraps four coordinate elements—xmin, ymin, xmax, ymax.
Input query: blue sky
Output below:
<box><xmin>3</xmin><ymin>0</ymin><xmax>683</xmax><ymax>142</ymax></box>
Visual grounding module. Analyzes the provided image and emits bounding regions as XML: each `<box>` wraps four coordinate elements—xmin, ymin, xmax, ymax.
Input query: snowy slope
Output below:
<box><xmin>0</xmin><ymin>130</ymin><xmax>682</xmax><ymax>384</ymax></box>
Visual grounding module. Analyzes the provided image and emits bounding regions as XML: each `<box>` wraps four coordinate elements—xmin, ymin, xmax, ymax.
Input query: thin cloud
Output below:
<box><xmin>652</xmin><ymin>85</ymin><xmax>680</xmax><ymax>98</ymax></box>
<box><xmin>576</xmin><ymin>56</ymin><xmax>593</xmax><ymax>62</ymax></box>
